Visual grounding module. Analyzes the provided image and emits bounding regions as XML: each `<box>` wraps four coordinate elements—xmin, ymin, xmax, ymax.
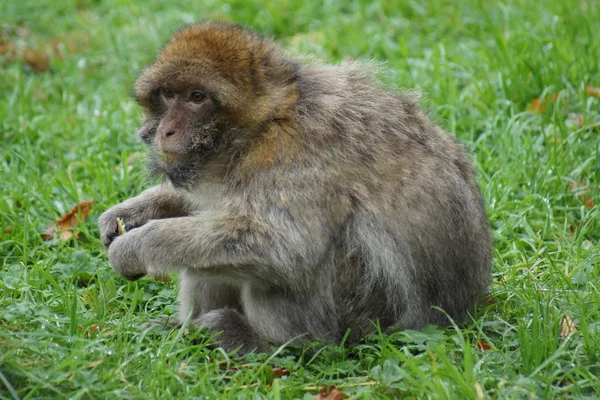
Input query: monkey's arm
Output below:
<box><xmin>98</xmin><ymin>184</ymin><xmax>191</xmax><ymax>248</ymax></box>
<box><xmin>107</xmin><ymin>201</ymin><xmax>342</xmax><ymax>284</ymax></box>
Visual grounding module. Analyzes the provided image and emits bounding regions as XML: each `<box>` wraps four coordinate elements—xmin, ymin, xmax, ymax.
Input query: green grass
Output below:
<box><xmin>1</xmin><ymin>0</ymin><xmax>599</xmax><ymax>398</ymax></box>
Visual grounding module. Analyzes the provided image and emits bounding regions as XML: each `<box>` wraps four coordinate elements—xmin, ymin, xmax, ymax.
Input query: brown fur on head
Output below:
<box><xmin>134</xmin><ymin>22</ymin><xmax>300</xmax><ymax>128</ymax></box>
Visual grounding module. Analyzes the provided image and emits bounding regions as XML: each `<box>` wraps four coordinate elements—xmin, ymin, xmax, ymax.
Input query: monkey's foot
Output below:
<box><xmin>194</xmin><ymin>308</ymin><xmax>269</xmax><ymax>356</ymax></box>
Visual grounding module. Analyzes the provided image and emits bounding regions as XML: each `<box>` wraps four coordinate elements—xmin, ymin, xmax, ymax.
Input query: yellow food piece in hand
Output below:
<box><xmin>117</xmin><ymin>218</ymin><xmax>127</xmax><ymax>236</ymax></box>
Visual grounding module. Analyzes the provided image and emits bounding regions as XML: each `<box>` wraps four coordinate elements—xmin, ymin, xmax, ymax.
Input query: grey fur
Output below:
<box><xmin>98</xmin><ymin>22</ymin><xmax>491</xmax><ymax>355</ymax></box>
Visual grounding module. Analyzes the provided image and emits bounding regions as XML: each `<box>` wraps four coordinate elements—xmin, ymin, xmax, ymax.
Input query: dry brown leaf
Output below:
<box><xmin>476</xmin><ymin>339</ymin><xmax>492</xmax><ymax>350</ymax></box>
<box><xmin>87</xmin><ymin>324</ymin><xmax>103</xmax><ymax>334</ymax></box>
<box><xmin>314</xmin><ymin>385</ymin><xmax>345</xmax><ymax>400</ymax></box>
<box><xmin>0</xmin><ymin>43</ymin><xmax>12</xmax><ymax>55</ymax></box>
<box><xmin>272</xmin><ymin>367</ymin><xmax>291</xmax><ymax>377</ymax></box>
<box><xmin>56</xmin><ymin>200</ymin><xmax>94</xmax><ymax>230</ymax></box>
<box><xmin>586</xmin><ymin>86</ymin><xmax>600</xmax><ymax>98</ymax></box>
<box><xmin>42</xmin><ymin>200</ymin><xmax>95</xmax><ymax>241</ymax></box>
<box><xmin>568</xmin><ymin>222</ymin><xmax>580</xmax><ymax>233</ymax></box>
<box><xmin>59</xmin><ymin>230</ymin><xmax>74</xmax><ymax>241</ymax></box>
<box><xmin>528</xmin><ymin>92</ymin><xmax>559</xmax><ymax>113</ymax></box>
<box><xmin>560</xmin><ymin>314</ymin><xmax>576</xmax><ymax>338</ymax></box>
<box><xmin>23</xmin><ymin>47</ymin><xmax>49</xmax><ymax>72</ymax></box>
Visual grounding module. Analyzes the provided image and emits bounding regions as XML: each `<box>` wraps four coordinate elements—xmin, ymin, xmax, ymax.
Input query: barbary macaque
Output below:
<box><xmin>98</xmin><ymin>22</ymin><xmax>492</xmax><ymax>354</ymax></box>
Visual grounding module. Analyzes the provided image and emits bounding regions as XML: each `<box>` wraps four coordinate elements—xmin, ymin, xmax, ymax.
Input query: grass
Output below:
<box><xmin>1</xmin><ymin>0</ymin><xmax>599</xmax><ymax>398</ymax></box>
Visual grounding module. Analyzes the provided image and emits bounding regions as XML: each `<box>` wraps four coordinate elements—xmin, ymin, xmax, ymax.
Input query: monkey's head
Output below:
<box><xmin>133</xmin><ymin>22</ymin><xmax>300</xmax><ymax>187</ymax></box>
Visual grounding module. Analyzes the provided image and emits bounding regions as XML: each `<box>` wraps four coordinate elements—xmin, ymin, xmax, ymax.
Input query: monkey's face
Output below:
<box><xmin>132</xmin><ymin>23</ymin><xmax>300</xmax><ymax>187</ymax></box>
<box><xmin>136</xmin><ymin>85</ymin><xmax>225</xmax><ymax>187</ymax></box>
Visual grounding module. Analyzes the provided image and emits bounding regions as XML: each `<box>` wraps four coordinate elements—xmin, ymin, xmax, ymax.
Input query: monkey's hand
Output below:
<box><xmin>99</xmin><ymin>185</ymin><xmax>192</xmax><ymax>248</ymax></box>
<box><xmin>98</xmin><ymin>206</ymin><xmax>142</xmax><ymax>248</ymax></box>
<box><xmin>107</xmin><ymin>228</ymin><xmax>147</xmax><ymax>281</ymax></box>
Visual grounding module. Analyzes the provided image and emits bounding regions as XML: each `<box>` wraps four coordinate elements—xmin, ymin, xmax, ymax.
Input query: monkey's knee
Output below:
<box><xmin>194</xmin><ymin>308</ymin><xmax>268</xmax><ymax>355</ymax></box>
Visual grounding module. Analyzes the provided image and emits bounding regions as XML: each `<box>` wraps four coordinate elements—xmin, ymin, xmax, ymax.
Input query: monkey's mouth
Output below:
<box><xmin>156</xmin><ymin>151</ymin><xmax>191</xmax><ymax>165</ymax></box>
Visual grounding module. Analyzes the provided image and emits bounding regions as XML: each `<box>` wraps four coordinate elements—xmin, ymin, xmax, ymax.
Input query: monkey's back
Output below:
<box><xmin>293</xmin><ymin>63</ymin><xmax>492</xmax><ymax>334</ymax></box>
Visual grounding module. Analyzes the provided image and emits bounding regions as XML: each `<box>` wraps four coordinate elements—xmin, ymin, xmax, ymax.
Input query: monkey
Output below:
<box><xmin>98</xmin><ymin>22</ymin><xmax>492</xmax><ymax>355</ymax></box>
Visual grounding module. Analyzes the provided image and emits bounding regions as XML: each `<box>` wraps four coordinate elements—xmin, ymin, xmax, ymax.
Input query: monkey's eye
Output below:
<box><xmin>189</xmin><ymin>90</ymin><xmax>205</xmax><ymax>104</ymax></box>
<box><xmin>162</xmin><ymin>88</ymin><xmax>175</xmax><ymax>99</ymax></box>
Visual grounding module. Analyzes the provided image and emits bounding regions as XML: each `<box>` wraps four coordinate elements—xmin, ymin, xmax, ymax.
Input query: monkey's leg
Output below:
<box><xmin>192</xmin><ymin>285</ymin><xmax>338</xmax><ymax>355</ymax></box>
<box><xmin>177</xmin><ymin>269</ymin><xmax>241</xmax><ymax>322</ymax></box>
<box><xmin>241</xmin><ymin>285</ymin><xmax>339</xmax><ymax>348</ymax></box>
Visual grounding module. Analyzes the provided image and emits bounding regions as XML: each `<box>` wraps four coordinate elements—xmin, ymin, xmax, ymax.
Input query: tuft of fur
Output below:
<box><xmin>99</xmin><ymin>22</ymin><xmax>492</xmax><ymax>354</ymax></box>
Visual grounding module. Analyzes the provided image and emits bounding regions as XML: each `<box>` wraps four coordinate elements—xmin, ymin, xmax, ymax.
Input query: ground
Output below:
<box><xmin>1</xmin><ymin>0</ymin><xmax>599</xmax><ymax>398</ymax></box>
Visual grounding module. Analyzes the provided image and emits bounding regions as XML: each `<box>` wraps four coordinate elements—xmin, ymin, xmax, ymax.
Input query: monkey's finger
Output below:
<box><xmin>102</xmin><ymin>231</ymin><xmax>119</xmax><ymax>248</ymax></box>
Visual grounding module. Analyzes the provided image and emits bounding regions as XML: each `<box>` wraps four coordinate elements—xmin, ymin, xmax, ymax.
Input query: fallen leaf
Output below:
<box><xmin>528</xmin><ymin>92</ymin><xmax>559</xmax><ymax>113</ymax></box>
<box><xmin>476</xmin><ymin>339</ymin><xmax>492</xmax><ymax>350</ymax></box>
<box><xmin>23</xmin><ymin>47</ymin><xmax>49</xmax><ymax>72</ymax></box>
<box><xmin>42</xmin><ymin>200</ymin><xmax>94</xmax><ymax>241</ymax></box>
<box><xmin>0</xmin><ymin>43</ymin><xmax>12</xmax><ymax>55</ymax></box>
<box><xmin>60</xmin><ymin>230</ymin><xmax>74</xmax><ymax>241</ymax></box>
<box><xmin>568</xmin><ymin>222</ymin><xmax>580</xmax><ymax>233</ymax></box>
<box><xmin>56</xmin><ymin>200</ymin><xmax>94</xmax><ymax>230</ymax></box>
<box><xmin>586</xmin><ymin>86</ymin><xmax>600</xmax><ymax>98</ymax></box>
<box><xmin>560</xmin><ymin>314</ymin><xmax>576</xmax><ymax>338</ymax></box>
<box><xmin>88</xmin><ymin>324</ymin><xmax>104</xmax><ymax>334</ymax></box>
<box><xmin>314</xmin><ymin>385</ymin><xmax>345</xmax><ymax>400</ymax></box>
<box><xmin>272</xmin><ymin>367</ymin><xmax>291</xmax><ymax>377</ymax></box>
